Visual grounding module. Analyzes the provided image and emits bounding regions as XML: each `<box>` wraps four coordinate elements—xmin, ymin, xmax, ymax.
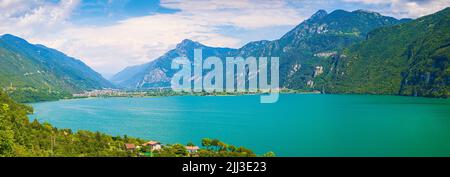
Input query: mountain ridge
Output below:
<box><xmin>111</xmin><ymin>38</ymin><xmax>237</xmax><ymax>88</ymax></box>
<box><xmin>0</xmin><ymin>34</ymin><xmax>114</xmax><ymax>102</ymax></box>
<box><xmin>112</xmin><ymin>9</ymin><xmax>411</xmax><ymax>90</ymax></box>
<box><xmin>316</xmin><ymin>7</ymin><xmax>450</xmax><ymax>97</ymax></box>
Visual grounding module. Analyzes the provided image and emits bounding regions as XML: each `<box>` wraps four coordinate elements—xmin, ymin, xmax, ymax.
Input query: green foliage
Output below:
<box><xmin>170</xmin><ymin>144</ymin><xmax>188</xmax><ymax>157</ymax></box>
<box><xmin>0</xmin><ymin>34</ymin><xmax>113</xmax><ymax>103</ymax></box>
<box><xmin>0</xmin><ymin>91</ymin><xmax>145</xmax><ymax>157</ymax></box>
<box><xmin>7</xmin><ymin>89</ymin><xmax>71</xmax><ymax>103</ymax></box>
<box><xmin>262</xmin><ymin>151</ymin><xmax>276</xmax><ymax>157</ymax></box>
<box><xmin>201</xmin><ymin>138</ymin><xmax>212</xmax><ymax>149</ymax></box>
<box><xmin>275</xmin><ymin>10</ymin><xmax>409</xmax><ymax>90</ymax></box>
<box><xmin>152</xmin><ymin>138</ymin><xmax>267</xmax><ymax>157</ymax></box>
<box><xmin>317</xmin><ymin>7</ymin><xmax>450</xmax><ymax>98</ymax></box>
<box><xmin>0</xmin><ymin>102</ymin><xmax>14</xmax><ymax>156</ymax></box>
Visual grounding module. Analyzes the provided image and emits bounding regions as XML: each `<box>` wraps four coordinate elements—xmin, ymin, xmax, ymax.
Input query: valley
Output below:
<box><xmin>0</xmin><ymin>7</ymin><xmax>448</xmax><ymax>157</ymax></box>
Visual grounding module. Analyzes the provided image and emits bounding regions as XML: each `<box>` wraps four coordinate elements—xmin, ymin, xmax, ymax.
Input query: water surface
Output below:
<box><xmin>30</xmin><ymin>94</ymin><xmax>450</xmax><ymax>156</ymax></box>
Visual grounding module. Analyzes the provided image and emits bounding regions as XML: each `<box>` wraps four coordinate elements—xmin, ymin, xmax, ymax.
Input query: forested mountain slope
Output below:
<box><xmin>317</xmin><ymin>7</ymin><xmax>449</xmax><ymax>98</ymax></box>
<box><xmin>0</xmin><ymin>34</ymin><xmax>114</xmax><ymax>102</ymax></box>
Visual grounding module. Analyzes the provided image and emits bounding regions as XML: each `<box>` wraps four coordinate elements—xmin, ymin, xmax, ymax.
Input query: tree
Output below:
<box><xmin>262</xmin><ymin>151</ymin><xmax>276</xmax><ymax>157</ymax></box>
<box><xmin>31</xmin><ymin>119</ymin><xmax>41</xmax><ymax>129</ymax></box>
<box><xmin>217</xmin><ymin>141</ymin><xmax>227</xmax><ymax>151</ymax></box>
<box><xmin>201</xmin><ymin>138</ymin><xmax>212</xmax><ymax>150</ymax></box>
<box><xmin>211</xmin><ymin>139</ymin><xmax>220</xmax><ymax>150</ymax></box>
<box><xmin>0</xmin><ymin>129</ymin><xmax>14</xmax><ymax>156</ymax></box>
<box><xmin>0</xmin><ymin>103</ymin><xmax>14</xmax><ymax>156</ymax></box>
<box><xmin>171</xmin><ymin>144</ymin><xmax>187</xmax><ymax>157</ymax></box>
<box><xmin>228</xmin><ymin>145</ymin><xmax>236</xmax><ymax>152</ymax></box>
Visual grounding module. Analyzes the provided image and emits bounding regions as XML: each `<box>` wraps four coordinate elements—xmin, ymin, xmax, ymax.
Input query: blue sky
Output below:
<box><xmin>0</xmin><ymin>0</ymin><xmax>448</xmax><ymax>77</ymax></box>
<box><xmin>71</xmin><ymin>0</ymin><xmax>179</xmax><ymax>24</ymax></box>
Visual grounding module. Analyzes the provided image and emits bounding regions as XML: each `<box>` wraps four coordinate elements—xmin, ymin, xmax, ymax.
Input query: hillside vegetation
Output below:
<box><xmin>317</xmin><ymin>7</ymin><xmax>449</xmax><ymax>98</ymax></box>
<box><xmin>0</xmin><ymin>90</ymin><xmax>145</xmax><ymax>156</ymax></box>
<box><xmin>0</xmin><ymin>34</ymin><xmax>114</xmax><ymax>102</ymax></box>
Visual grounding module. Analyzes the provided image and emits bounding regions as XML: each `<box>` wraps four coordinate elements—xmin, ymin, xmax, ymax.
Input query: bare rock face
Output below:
<box><xmin>143</xmin><ymin>68</ymin><xmax>170</xmax><ymax>84</ymax></box>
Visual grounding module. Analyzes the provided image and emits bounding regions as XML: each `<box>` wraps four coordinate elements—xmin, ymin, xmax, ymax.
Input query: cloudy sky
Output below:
<box><xmin>0</xmin><ymin>0</ymin><xmax>448</xmax><ymax>78</ymax></box>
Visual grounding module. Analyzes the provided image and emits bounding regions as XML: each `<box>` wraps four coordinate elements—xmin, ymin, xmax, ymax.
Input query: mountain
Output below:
<box><xmin>236</xmin><ymin>9</ymin><xmax>410</xmax><ymax>89</ymax></box>
<box><xmin>111</xmin><ymin>39</ymin><xmax>236</xmax><ymax>88</ymax></box>
<box><xmin>0</xmin><ymin>34</ymin><xmax>114</xmax><ymax>102</ymax></box>
<box><xmin>316</xmin><ymin>7</ymin><xmax>450</xmax><ymax>98</ymax></box>
<box><xmin>112</xmin><ymin>9</ymin><xmax>410</xmax><ymax>89</ymax></box>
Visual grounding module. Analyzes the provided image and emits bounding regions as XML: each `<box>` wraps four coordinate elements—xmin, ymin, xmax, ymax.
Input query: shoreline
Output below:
<box><xmin>25</xmin><ymin>90</ymin><xmax>449</xmax><ymax>104</ymax></box>
<box><xmin>33</xmin><ymin>90</ymin><xmax>321</xmax><ymax>103</ymax></box>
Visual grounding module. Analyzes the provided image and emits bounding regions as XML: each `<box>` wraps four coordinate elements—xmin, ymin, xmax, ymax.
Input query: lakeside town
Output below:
<box><xmin>72</xmin><ymin>89</ymin><xmax>147</xmax><ymax>97</ymax></box>
<box><xmin>72</xmin><ymin>88</ymin><xmax>322</xmax><ymax>98</ymax></box>
<box><xmin>122</xmin><ymin>138</ymin><xmax>273</xmax><ymax>157</ymax></box>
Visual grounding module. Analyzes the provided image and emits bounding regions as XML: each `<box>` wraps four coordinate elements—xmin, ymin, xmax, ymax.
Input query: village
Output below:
<box><xmin>124</xmin><ymin>140</ymin><xmax>200</xmax><ymax>157</ymax></box>
<box><xmin>121</xmin><ymin>138</ymin><xmax>266</xmax><ymax>157</ymax></box>
<box><xmin>72</xmin><ymin>89</ymin><xmax>146</xmax><ymax>98</ymax></box>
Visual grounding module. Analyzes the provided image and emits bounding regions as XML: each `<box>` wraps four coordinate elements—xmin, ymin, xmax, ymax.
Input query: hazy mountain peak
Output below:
<box><xmin>310</xmin><ymin>9</ymin><xmax>328</xmax><ymax>20</ymax></box>
<box><xmin>176</xmin><ymin>39</ymin><xmax>204</xmax><ymax>49</ymax></box>
<box><xmin>328</xmin><ymin>9</ymin><xmax>350</xmax><ymax>15</ymax></box>
<box><xmin>180</xmin><ymin>39</ymin><xmax>195</xmax><ymax>44</ymax></box>
<box><xmin>1</xmin><ymin>33</ymin><xmax>18</xmax><ymax>38</ymax></box>
<box><xmin>0</xmin><ymin>34</ymin><xmax>28</xmax><ymax>43</ymax></box>
<box><xmin>327</xmin><ymin>9</ymin><xmax>384</xmax><ymax>18</ymax></box>
<box><xmin>353</xmin><ymin>9</ymin><xmax>382</xmax><ymax>16</ymax></box>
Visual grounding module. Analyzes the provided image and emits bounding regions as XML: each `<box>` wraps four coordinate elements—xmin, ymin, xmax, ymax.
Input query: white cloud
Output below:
<box><xmin>0</xmin><ymin>0</ymin><xmax>448</xmax><ymax>77</ymax></box>
<box><xmin>0</xmin><ymin>0</ymin><xmax>305</xmax><ymax>77</ymax></box>
<box><xmin>0</xmin><ymin>0</ymin><xmax>80</xmax><ymax>36</ymax></box>
<box><xmin>343</xmin><ymin>0</ymin><xmax>450</xmax><ymax>18</ymax></box>
<box><xmin>160</xmin><ymin>0</ymin><xmax>304</xmax><ymax>29</ymax></box>
<box><xmin>343</xmin><ymin>0</ymin><xmax>390</xmax><ymax>4</ymax></box>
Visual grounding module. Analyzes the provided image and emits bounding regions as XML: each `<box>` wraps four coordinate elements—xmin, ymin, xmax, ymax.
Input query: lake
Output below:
<box><xmin>29</xmin><ymin>94</ymin><xmax>450</xmax><ymax>157</ymax></box>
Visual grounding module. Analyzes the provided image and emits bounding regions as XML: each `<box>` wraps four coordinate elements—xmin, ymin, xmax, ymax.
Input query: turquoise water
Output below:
<box><xmin>30</xmin><ymin>94</ymin><xmax>450</xmax><ymax>157</ymax></box>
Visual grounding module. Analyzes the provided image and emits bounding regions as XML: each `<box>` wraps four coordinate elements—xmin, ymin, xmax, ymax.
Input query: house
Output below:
<box><xmin>314</xmin><ymin>66</ymin><xmax>324</xmax><ymax>77</ymax></box>
<box><xmin>185</xmin><ymin>146</ymin><xmax>200</xmax><ymax>154</ymax></box>
<box><xmin>125</xmin><ymin>143</ymin><xmax>136</xmax><ymax>151</ymax></box>
<box><xmin>142</xmin><ymin>141</ymin><xmax>162</xmax><ymax>151</ymax></box>
<box><xmin>307</xmin><ymin>80</ymin><xmax>314</xmax><ymax>88</ymax></box>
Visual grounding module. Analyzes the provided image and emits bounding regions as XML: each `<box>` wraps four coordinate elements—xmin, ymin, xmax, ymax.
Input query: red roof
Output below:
<box><xmin>185</xmin><ymin>146</ymin><xmax>200</xmax><ymax>150</ymax></box>
<box><xmin>125</xmin><ymin>144</ymin><xmax>136</xmax><ymax>149</ymax></box>
<box><xmin>143</xmin><ymin>141</ymin><xmax>160</xmax><ymax>146</ymax></box>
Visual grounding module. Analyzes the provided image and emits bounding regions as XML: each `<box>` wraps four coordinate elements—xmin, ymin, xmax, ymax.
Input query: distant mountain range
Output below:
<box><xmin>111</xmin><ymin>39</ymin><xmax>236</xmax><ymax>88</ymax></box>
<box><xmin>0</xmin><ymin>34</ymin><xmax>114</xmax><ymax>102</ymax></box>
<box><xmin>111</xmin><ymin>8</ymin><xmax>449</xmax><ymax>98</ymax></box>
<box><xmin>0</xmin><ymin>8</ymin><xmax>447</xmax><ymax>101</ymax></box>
